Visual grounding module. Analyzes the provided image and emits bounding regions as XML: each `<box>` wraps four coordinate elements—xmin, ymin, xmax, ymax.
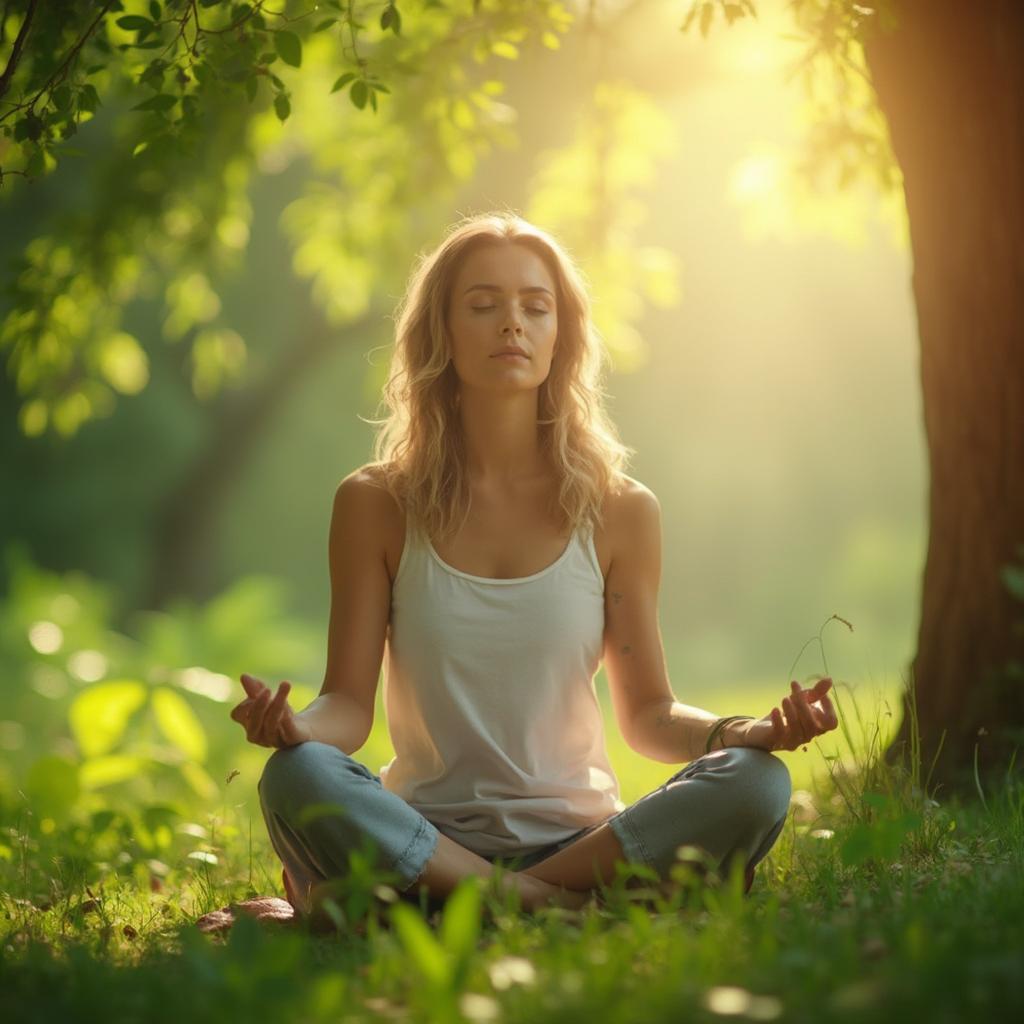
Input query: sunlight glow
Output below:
<box><xmin>177</xmin><ymin>666</ymin><xmax>233</xmax><ymax>703</ymax></box>
<box><xmin>28</xmin><ymin>621</ymin><xmax>63</xmax><ymax>654</ymax></box>
<box><xmin>67</xmin><ymin>649</ymin><xmax>108</xmax><ymax>682</ymax></box>
<box><xmin>705</xmin><ymin>986</ymin><xmax>784</xmax><ymax>1020</ymax></box>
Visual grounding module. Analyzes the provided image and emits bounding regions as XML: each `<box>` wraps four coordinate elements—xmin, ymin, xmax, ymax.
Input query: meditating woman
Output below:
<box><xmin>230</xmin><ymin>211</ymin><xmax>839</xmax><ymax>920</ymax></box>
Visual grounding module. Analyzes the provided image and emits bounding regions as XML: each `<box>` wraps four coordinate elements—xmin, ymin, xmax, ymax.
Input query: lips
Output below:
<box><xmin>492</xmin><ymin>347</ymin><xmax>528</xmax><ymax>358</ymax></box>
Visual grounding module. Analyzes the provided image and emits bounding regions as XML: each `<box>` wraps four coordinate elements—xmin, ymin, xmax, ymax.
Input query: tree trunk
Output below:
<box><xmin>141</xmin><ymin>307</ymin><xmax>379</xmax><ymax>612</ymax></box>
<box><xmin>861</xmin><ymin>0</ymin><xmax>1024</xmax><ymax>796</ymax></box>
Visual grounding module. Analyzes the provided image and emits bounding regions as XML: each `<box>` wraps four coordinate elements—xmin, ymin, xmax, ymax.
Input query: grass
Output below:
<box><xmin>2</xmin><ymin>677</ymin><xmax>1022</xmax><ymax>1023</ymax></box>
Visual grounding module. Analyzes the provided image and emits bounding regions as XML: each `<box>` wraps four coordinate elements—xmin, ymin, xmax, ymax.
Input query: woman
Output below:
<box><xmin>230</xmin><ymin>212</ymin><xmax>839</xmax><ymax>920</ymax></box>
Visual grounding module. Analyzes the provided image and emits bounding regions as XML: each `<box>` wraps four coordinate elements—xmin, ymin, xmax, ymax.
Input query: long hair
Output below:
<box><xmin>369</xmin><ymin>211</ymin><xmax>635</xmax><ymax>542</ymax></box>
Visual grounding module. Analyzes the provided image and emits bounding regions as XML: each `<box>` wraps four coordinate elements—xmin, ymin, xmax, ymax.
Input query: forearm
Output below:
<box><xmin>294</xmin><ymin>692</ymin><xmax>372</xmax><ymax>755</ymax></box>
<box><xmin>627</xmin><ymin>699</ymin><xmax>748</xmax><ymax>764</ymax></box>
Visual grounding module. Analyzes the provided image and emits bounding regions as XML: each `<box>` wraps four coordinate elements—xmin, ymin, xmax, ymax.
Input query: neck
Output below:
<box><xmin>457</xmin><ymin>386</ymin><xmax>549</xmax><ymax>486</ymax></box>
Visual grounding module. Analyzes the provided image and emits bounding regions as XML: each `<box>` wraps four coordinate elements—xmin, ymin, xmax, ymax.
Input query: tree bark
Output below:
<box><xmin>861</xmin><ymin>0</ymin><xmax>1024</xmax><ymax>795</ymax></box>
<box><xmin>142</xmin><ymin>306</ymin><xmax>381</xmax><ymax>612</ymax></box>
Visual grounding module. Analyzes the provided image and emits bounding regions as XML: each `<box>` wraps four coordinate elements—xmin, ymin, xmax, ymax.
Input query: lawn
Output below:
<box><xmin>3</xmin><ymin>676</ymin><xmax>1021</xmax><ymax>1023</ymax></box>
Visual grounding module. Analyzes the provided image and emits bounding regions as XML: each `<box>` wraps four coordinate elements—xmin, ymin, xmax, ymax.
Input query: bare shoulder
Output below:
<box><xmin>333</xmin><ymin>462</ymin><xmax>406</xmax><ymax>579</ymax></box>
<box><xmin>604</xmin><ymin>473</ymin><xmax>660</xmax><ymax>536</ymax></box>
<box><xmin>594</xmin><ymin>474</ymin><xmax>661</xmax><ymax>577</ymax></box>
<box><xmin>335</xmin><ymin>462</ymin><xmax>400</xmax><ymax>508</ymax></box>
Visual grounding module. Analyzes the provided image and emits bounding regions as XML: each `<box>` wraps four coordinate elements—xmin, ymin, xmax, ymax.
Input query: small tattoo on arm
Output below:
<box><xmin>611</xmin><ymin>591</ymin><xmax>623</xmax><ymax>604</ymax></box>
<box><xmin>621</xmin><ymin>644</ymin><xmax>632</xmax><ymax>655</ymax></box>
<box><xmin>655</xmin><ymin>710</ymin><xmax>673</xmax><ymax>729</ymax></box>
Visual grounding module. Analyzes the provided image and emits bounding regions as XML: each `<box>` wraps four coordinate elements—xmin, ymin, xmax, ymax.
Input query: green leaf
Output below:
<box><xmin>96</xmin><ymin>331</ymin><xmax>149</xmax><ymax>393</ymax></box>
<box><xmin>273</xmin><ymin>92</ymin><xmax>291</xmax><ymax>121</ymax></box>
<box><xmin>274</xmin><ymin>30</ymin><xmax>302</xmax><ymax>68</ymax></box>
<box><xmin>25</xmin><ymin>147</ymin><xmax>45</xmax><ymax>177</ymax></box>
<box><xmin>350</xmin><ymin>80</ymin><xmax>368</xmax><ymax>109</ymax></box>
<box><xmin>245</xmin><ymin>75</ymin><xmax>258</xmax><ymax>103</ymax></box>
<box><xmin>331</xmin><ymin>72</ymin><xmax>357</xmax><ymax>93</ymax></box>
<box><xmin>131</xmin><ymin>94</ymin><xmax>178</xmax><ymax>112</ymax></box>
<box><xmin>152</xmin><ymin>687</ymin><xmax>208</xmax><ymax>762</ymax></box>
<box><xmin>313</xmin><ymin>18</ymin><xmax>337</xmax><ymax>32</ymax></box>
<box><xmin>149</xmin><ymin>0</ymin><xmax>162</xmax><ymax>19</ymax></box>
<box><xmin>390</xmin><ymin>904</ymin><xmax>451</xmax><ymax>988</ymax></box>
<box><xmin>69</xmin><ymin>681</ymin><xmax>148</xmax><ymax>758</ymax></box>
<box><xmin>116</xmin><ymin>15</ymin><xmax>154</xmax><ymax>31</ymax></box>
<box><xmin>79</xmin><ymin>83</ymin><xmax>100</xmax><ymax>112</ymax></box>
<box><xmin>440</xmin><ymin>876</ymin><xmax>481</xmax><ymax>963</ymax></box>
<box><xmin>80</xmin><ymin>754</ymin><xmax>147</xmax><ymax>789</ymax></box>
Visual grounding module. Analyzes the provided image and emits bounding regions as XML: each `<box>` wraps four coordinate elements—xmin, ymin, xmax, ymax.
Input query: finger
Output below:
<box><xmin>241</xmin><ymin>674</ymin><xmax>269</xmax><ymax>700</ymax></box>
<box><xmin>230</xmin><ymin>700</ymin><xmax>252</xmax><ymax>725</ymax></box>
<box><xmin>781</xmin><ymin>696</ymin><xmax>798</xmax><ymax>748</ymax></box>
<box><xmin>791</xmin><ymin>680</ymin><xmax>820</xmax><ymax>739</ymax></box>
<box><xmin>247</xmin><ymin>688</ymin><xmax>273</xmax><ymax>743</ymax></box>
<box><xmin>818</xmin><ymin>692</ymin><xmax>839</xmax><ymax>730</ymax></box>
<box><xmin>263</xmin><ymin>682</ymin><xmax>291</xmax><ymax>744</ymax></box>
<box><xmin>770</xmin><ymin>707</ymin><xmax>785</xmax><ymax>747</ymax></box>
<box><xmin>279</xmin><ymin>705</ymin><xmax>305</xmax><ymax>747</ymax></box>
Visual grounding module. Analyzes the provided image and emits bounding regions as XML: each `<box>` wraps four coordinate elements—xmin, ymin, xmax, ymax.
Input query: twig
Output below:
<box><xmin>0</xmin><ymin>0</ymin><xmax>39</xmax><ymax>101</ymax></box>
<box><xmin>0</xmin><ymin>0</ymin><xmax>116</xmax><ymax>123</ymax></box>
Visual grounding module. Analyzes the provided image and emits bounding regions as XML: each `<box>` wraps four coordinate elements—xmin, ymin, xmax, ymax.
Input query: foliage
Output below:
<box><xmin>0</xmin><ymin>0</ymin><xmax>901</xmax><ymax>439</ymax></box>
<box><xmin>1</xmin><ymin>712</ymin><xmax>1021</xmax><ymax>1022</ymax></box>
<box><xmin>0</xmin><ymin>0</ymin><xmax>576</xmax><ymax>436</ymax></box>
<box><xmin>0</xmin><ymin>543</ymin><xmax>321</xmax><ymax>827</ymax></box>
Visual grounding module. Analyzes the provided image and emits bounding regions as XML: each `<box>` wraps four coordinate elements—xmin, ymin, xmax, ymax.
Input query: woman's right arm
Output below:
<box><xmin>230</xmin><ymin>469</ymin><xmax>394</xmax><ymax>754</ymax></box>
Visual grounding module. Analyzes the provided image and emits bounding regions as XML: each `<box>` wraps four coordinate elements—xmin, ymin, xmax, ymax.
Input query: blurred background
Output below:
<box><xmin>0</xmin><ymin>0</ymin><xmax>919</xmax><ymax>849</ymax></box>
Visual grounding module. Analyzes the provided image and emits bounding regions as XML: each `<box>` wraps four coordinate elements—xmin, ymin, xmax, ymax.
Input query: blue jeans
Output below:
<box><xmin>257</xmin><ymin>742</ymin><xmax>792</xmax><ymax>915</ymax></box>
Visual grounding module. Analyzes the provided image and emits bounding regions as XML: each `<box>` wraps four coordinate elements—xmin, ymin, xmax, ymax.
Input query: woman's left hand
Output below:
<box><xmin>736</xmin><ymin>677</ymin><xmax>839</xmax><ymax>752</ymax></box>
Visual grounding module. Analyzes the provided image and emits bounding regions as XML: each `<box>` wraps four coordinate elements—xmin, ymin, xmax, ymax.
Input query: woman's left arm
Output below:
<box><xmin>602</xmin><ymin>480</ymin><xmax>728</xmax><ymax>763</ymax></box>
<box><xmin>601</xmin><ymin>480</ymin><xmax>839</xmax><ymax>763</ymax></box>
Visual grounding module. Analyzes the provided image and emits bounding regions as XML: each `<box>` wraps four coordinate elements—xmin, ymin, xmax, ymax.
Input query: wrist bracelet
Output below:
<box><xmin>705</xmin><ymin>715</ymin><xmax>755</xmax><ymax>754</ymax></box>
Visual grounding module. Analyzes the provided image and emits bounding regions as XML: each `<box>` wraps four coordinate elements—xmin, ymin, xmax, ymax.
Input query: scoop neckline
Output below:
<box><xmin>425</xmin><ymin>532</ymin><xmax>577</xmax><ymax>584</ymax></box>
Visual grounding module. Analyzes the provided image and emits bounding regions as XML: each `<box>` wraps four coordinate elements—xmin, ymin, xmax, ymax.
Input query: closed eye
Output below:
<box><xmin>471</xmin><ymin>305</ymin><xmax>549</xmax><ymax>315</ymax></box>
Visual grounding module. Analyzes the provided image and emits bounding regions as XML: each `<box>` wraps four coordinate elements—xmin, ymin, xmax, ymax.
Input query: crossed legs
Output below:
<box><xmin>260</xmin><ymin>743</ymin><xmax>791</xmax><ymax>917</ymax></box>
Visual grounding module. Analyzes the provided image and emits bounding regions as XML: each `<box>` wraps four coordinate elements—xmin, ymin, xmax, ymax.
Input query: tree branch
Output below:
<box><xmin>0</xmin><ymin>0</ymin><xmax>116</xmax><ymax>123</ymax></box>
<box><xmin>0</xmin><ymin>0</ymin><xmax>39</xmax><ymax>102</ymax></box>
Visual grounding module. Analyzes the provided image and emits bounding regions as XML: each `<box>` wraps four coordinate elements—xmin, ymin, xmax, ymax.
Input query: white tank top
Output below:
<box><xmin>378</xmin><ymin>515</ymin><xmax>625</xmax><ymax>858</ymax></box>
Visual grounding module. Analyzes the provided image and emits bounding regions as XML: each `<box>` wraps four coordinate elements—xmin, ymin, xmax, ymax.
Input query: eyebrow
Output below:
<box><xmin>463</xmin><ymin>284</ymin><xmax>555</xmax><ymax>299</ymax></box>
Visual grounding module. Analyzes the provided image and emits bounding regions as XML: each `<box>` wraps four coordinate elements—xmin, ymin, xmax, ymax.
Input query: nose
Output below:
<box><xmin>500</xmin><ymin>306</ymin><xmax>524</xmax><ymax>335</ymax></box>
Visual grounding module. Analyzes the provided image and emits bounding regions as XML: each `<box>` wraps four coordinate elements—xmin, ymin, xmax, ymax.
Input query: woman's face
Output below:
<box><xmin>446</xmin><ymin>241</ymin><xmax>558</xmax><ymax>398</ymax></box>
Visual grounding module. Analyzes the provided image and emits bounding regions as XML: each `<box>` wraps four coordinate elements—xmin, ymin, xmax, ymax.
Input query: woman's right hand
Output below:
<box><xmin>230</xmin><ymin>673</ymin><xmax>313</xmax><ymax>748</ymax></box>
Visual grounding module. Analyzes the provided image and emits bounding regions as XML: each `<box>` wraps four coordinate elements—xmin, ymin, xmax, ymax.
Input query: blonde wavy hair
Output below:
<box><xmin>369</xmin><ymin>211</ymin><xmax>635</xmax><ymax>542</ymax></box>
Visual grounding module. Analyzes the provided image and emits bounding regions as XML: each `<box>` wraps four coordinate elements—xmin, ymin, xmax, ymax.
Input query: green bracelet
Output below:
<box><xmin>705</xmin><ymin>714</ymin><xmax>755</xmax><ymax>754</ymax></box>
